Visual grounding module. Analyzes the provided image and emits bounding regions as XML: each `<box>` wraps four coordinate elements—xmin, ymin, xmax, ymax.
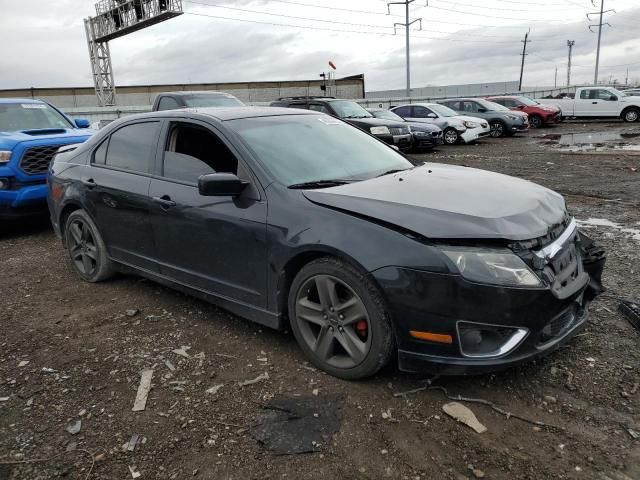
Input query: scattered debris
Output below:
<box><xmin>628</xmin><ymin>428</ymin><xmax>639</xmax><ymax>440</ymax></box>
<box><xmin>312</xmin><ymin>388</ymin><xmax>319</xmax><ymax>396</ymax></box>
<box><xmin>127</xmin><ymin>434</ymin><xmax>140</xmax><ymax>452</ymax></box>
<box><xmin>65</xmin><ymin>420</ymin><xmax>82</xmax><ymax>435</ymax></box>
<box><xmin>206</xmin><ymin>384</ymin><xmax>224</xmax><ymax>395</ymax></box>
<box><xmin>132</xmin><ymin>369</ymin><xmax>154</xmax><ymax>412</ymax></box>
<box><xmin>129</xmin><ymin>465</ymin><xmax>141</xmax><ymax>479</ymax></box>
<box><xmin>381</xmin><ymin>408</ymin><xmax>399</xmax><ymax>423</ymax></box>
<box><xmin>125</xmin><ymin>309</ymin><xmax>140</xmax><ymax>317</ymax></box>
<box><xmin>619</xmin><ymin>300</ymin><xmax>640</xmax><ymax>330</ymax></box>
<box><xmin>442</xmin><ymin>402</ymin><xmax>487</xmax><ymax>434</ymax></box>
<box><xmin>18</xmin><ymin>360</ymin><xmax>29</xmax><ymax>367</ymax></box>
<box><xmin>172</xmin><ymin>346</ymin><xmax>191</xmax><ymax>358</ymax></box>
<box><xmin>215</xmin><ymin>353</ymin><xmax>237</xmax><ymax>359</ymax></box>
<box><xmin>238</xmin><ymin>372</ymin><xmax>269</xmax><ymax>387</ymax></box>
<box><xmin>41</xmin><ymin>367</ymin><xmax>58</xmax><ymax>374</ymax></box>
<box><xmin>0</xmin><ymin>397</ymin><xmax>9</xmax><ymax>402</ymax></box>
<box><xmin>544</xmin><ymin>395</ymin><xmax>557</xmax><ymax>404</ymax></box>
<box><xmin>164</xmin><ymin>360</ymin><xmax>176</xmax><ymax>372</ymax></box>
<box><xmin>249</xmin><ymin>396</ymin><xmax>342</xmax><ymax>454</ymax></box>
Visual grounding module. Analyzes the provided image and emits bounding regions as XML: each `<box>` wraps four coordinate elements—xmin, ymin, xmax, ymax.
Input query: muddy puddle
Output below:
<box><xmin>541</xmin><ymin>130</ymin><xmax>640</xmax><ymax>154</ymax></box>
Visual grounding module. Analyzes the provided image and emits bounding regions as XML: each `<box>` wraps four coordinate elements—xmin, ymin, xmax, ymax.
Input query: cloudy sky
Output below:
<box><xmin>0</xmin><ymin>0</ymin><xmax>638</xmax><ymax>92</ymax></box>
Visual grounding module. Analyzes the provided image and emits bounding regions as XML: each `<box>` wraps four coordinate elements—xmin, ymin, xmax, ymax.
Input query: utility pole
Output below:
<box><xmin>554</xmin><ymin>67</ymin><xmax>558</xmax><ymax>88</ymax></box>
<box><xmin>518</xmin><ymin>29</ymin><xmax>530</xmax><ymax>91</ymax></box>
<box><xmin>388</xmin><ymin>0</ymin><xmax>422</xmax><ymax>97</ymax></box>
<box><xmin>587</xmin><ymin>0</ymin><xmax>614</xmax><ymax>85</ymax></box>
<box><xmin>567</xmin><ymin>40</ymin><xmax>575</xmax><ymax>87</ymax></box>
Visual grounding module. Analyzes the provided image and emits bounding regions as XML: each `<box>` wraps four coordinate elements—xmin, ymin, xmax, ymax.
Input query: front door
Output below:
<box><xmin>148</xmin><ymin>120</ymin><xmax>268</xmax><ymax>307</ymax></box>
<box><xmin>84</xmin><ymin>120</ymin><xmax>161</xmax><ymax>272</ymax></box>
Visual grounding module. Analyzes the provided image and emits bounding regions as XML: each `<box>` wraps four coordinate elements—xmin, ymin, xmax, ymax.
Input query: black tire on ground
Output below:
<box><xmin>622</xmin><ymin>108</ymin><xmax>640</xmax><ymax>123</ymax></box>
<box><xmin>529</xmin><ymin>115</ymin><xmax>543</xmax><ymax>128</ymax></box>
<box><xmin>64</xmin><ymin>209</ymin><xmax>115</xmax><ymax>283</ymax></box>
<box><xmin>489</xmin><ymin>121</ymin><xmax>506</xmax><ymax>138</ymax></box>
<box><xmin>443</xmin><ymin>128</ymin><xmax>460</xmax><ymax>145</ymax></box>
<box><xmin>288</xmin><ymin>256</ymin><xmax>395</xmax><ymax>380</ymax></box>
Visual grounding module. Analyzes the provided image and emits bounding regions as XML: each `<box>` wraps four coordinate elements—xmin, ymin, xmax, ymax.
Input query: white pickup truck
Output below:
<box><xmin>539</xmin><ymin>87</ymin><xmax>640</xmax><ymax>122</ymax></box>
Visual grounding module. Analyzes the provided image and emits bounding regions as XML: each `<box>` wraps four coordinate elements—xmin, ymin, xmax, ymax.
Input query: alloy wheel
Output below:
<box><xmin>444</xmin><ymin>129</ymin><xmax>459</xmax><ymax>144</ymax></box>
<box><xmin>530</xmin><ymin>115</ymin><xmax>542</xmax><ymax>128</ymax></box>
<box><xmin>294</xmin><ymin>274</ymin><xmax>371</xmax><ymax>369</ymax></box>
<box><xmin>68</xmin><ymin>218</ymin><xmax>98</xmax><ymax>276</ymax></box>
<box><xmin>490</xmin><ymin>122</ymin><xmax>504</xmax><ymax>137</ymax></box>
<box><xmin>624</xmin><ymin>109</ymin><xmax>639</xmax><ymax>122</ymax></box>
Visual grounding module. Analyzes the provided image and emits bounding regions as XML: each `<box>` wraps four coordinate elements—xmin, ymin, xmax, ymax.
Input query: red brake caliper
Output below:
<box><xmin>355</xmin><ymin>320</ymin><xmax>368</xmax><ymax>339</ymax></box>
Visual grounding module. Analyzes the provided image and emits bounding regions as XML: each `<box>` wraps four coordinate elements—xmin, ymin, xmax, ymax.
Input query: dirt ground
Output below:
<box><xmin>1</xmin><ymin>121</ymin><xmax>639</xmax><ymax>480</ymax></box>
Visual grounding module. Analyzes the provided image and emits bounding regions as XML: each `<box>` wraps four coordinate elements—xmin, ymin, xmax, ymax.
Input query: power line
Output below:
<box><xmin>588</xmin><ymin>0</ymin><xmax>614</xmax><ymax>84</ymax></box>
<box><xmin>427</xmin><ymin>0</ymin><xmax>580</xmax><ymax>13</ymax></box>
<box><xmin>388</xmin><ymin>0</ymin><xmax>421</xmax><ymax>97</ymax></box>
<box><xmin>423</xmin><ymin>4</ymin><xmax>566</xmax><ymax>21</ymax></box>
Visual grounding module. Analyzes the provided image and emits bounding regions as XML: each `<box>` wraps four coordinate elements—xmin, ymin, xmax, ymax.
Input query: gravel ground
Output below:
<box><xmin>1</xmin><ymin>121</ymin><xmax>639</xmax><ymax>480</ymax></box>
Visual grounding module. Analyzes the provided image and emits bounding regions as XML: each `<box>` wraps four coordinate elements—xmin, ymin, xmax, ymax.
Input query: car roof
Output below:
<box><xmin>157</xmin><ymin>91</ymin><xmax>237</xmax><ymax>97</ymax></box>
<box><xmin>126</xmin><ymin>106</ymin><xmax>322</xmax><ymax>122</ymax></box>
<box><xmin>0</xmin><ymin>98</ymin><xmax>45</xmax><ymax>104</ymax></box>
<box><xmin>486</xmin><ymin>95</ymin><xmax>518</xmax><ymax>99</ymax></box>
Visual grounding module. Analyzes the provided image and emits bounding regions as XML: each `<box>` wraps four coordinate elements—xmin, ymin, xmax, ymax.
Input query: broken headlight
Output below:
<box><xmin>441</xmin><ymin>247</ymin><xmax>543</xmax><ymax>287</ymax></box>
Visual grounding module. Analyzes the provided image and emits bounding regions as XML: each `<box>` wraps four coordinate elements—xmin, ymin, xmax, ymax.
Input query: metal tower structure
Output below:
<box><xmin>84</xmin><ymin>0</ymin><xmax>184</xmax><ymax>106</ymax></box>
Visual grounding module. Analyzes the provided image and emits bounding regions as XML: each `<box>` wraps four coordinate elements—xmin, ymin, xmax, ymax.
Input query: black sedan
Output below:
<box><xmin>47</xmin><ymin>107</ymin><xmax>605</xmax><ymax>379</ymax></box>
<box><xmin>367</xmin><ymin>108</ymin><xmax>444</xmax><ymax>150</ymax></box>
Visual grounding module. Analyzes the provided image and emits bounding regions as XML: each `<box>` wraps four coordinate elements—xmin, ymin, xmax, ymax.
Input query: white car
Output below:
<box><xmin>539</xmin><ymin>87</ymin><xmax>640</xmax><ymax>122</ymax></box>
<box><xmin>390</xmin><ymin>103</ymin><xmax>491</xmax><ymax>145</ymax></box>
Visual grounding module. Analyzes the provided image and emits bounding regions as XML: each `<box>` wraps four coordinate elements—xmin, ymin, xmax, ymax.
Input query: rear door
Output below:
<box><xmin>148</xmin><ymin>119</ymin><xmax>268</xmax><ymax>307</ymax></box>
<box><xmin>84</xmin><ymin>120</ymin><xmax>161</xmax><ymax>272</ymax></box>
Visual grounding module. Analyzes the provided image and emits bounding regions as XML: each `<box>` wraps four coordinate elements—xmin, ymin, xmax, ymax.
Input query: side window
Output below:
<box><xmin>392</xmin><ymin>106</ymin><xmax>411</xmax><ymax>117</ymax></box>
<box><xmin>462</xmin><ymin>101</ymin><xmax>477</xmax><ymax>112</ymax></box>
<box><xmin>288</xmin><ymin>103</ymin><xmax>308</xmax><ymax>110</ymax></box>
<box><xmin>413</xmin><ymin>106</ymin><xmax>433</xmax><ymax>118</ymax></box>
<box><xmin>309</xmin><ymin>104</ymin><xmax>331</xmax><ymax>114</ymax></box>
<box><xmin>157</xmin><ymin>97</ymin><xmax>181</xmax><ymax>111</ymax></box>
<box><xmin>596</xmin><ymin>89</ymin><xmax>616</xmax><ymax>100</ymax></box>
<box><xmin>105</xmin><ymin>122</ymin><xmax>160</xmax><ymax>174</ymax></box>
<box><xmin>503</xmin><ymin>99</ymin><xmax>516</xmax><ymax>108</ymax></box>
<box><xmin>93</xmin><ymin>138</ymin><xmax>108</xmax><ymax>165</ymax></box>
<box><xmin>580</xmin><ymin>89</ymin><xmax>596</xmax><ymax>99</ymax></box>
<box><xmin>162</xmin><ymin>122</ymin><xmax>238</xmax><ymax>183</ymax></box>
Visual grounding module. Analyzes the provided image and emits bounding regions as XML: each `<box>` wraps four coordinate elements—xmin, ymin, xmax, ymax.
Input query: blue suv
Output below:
<box><xmin>0</xmin><ymin>99</ymin><xmax>93</xmax><ymax>218</ymax></box>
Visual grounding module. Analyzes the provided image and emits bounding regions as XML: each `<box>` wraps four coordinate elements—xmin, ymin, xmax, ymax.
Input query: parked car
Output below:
<box><xmin>0</xmin><ymin>98</ymin><xmax>93</xmax><ymax>219</ymax></box>
<box><xmin>537</xmin><ymin>87</ymin><xmax>640</xmax><ymax>122</ymax></box>
<box><xmin>270</xmin><ymin>97</ymin><xmax>412</xmax><ymax>151</ymax></box>
<box><xmin>487</xmin><ymin>95</ymin><xmax>562</xmax><ymax>128</ymax></box>
<box><xmin>367</xmin><ymin>108</ymin><xmax>443</xmax><ymax>151</ymax></box>
<box><xmin>622</xmin><ymin>88</ymin><xmax>640</xmax><ymax>97</ymax></box>
<box><xmin>48</xmin><ymin>106</ymin><xmax>606</xmax><ymax>379</ymax></box>
<box><xmin>390</xmin><ymin>103</ymin><xmax>491</xmax><ymax>145</ymax></box>
<box><xmin>437</xmin><ymin>98</ymin><xmax>529</xmax><ymax>137</ymax></box>
<box><xmin>152</xmin><ymin>91</ymin><xmax>245</xmax><ymax>111</ymax></box>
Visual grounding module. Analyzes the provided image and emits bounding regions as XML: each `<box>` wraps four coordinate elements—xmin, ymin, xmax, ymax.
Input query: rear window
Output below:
<box><xmin>0</xmin><ymin>102</ymin><xmax>73</xmax><ymax>131</ymax></box>
<box><xmin>183</xmin><ymin>95</ymin><xmax>244</xmax><ymax>108</ymax></box>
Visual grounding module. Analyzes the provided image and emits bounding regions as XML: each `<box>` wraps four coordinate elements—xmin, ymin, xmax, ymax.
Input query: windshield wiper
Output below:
<box><xmin>288</xmin><ymin>179</ymin><xmax>353</xmax><ymax>189</ymax></box>
<box><xmin>377</xmin><ymin>168</ymin><xmax>411</xmax><ymax>177</ymax></box>
<box><xmin>343</xmin><ymin>115</ymin><xmax>370</xmax><ymax>119</ymax></box>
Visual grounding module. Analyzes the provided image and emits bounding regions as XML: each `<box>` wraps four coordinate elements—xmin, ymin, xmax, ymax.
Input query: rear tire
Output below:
<box><xmin>443</xmin><ymin>128</ymin><xmax>460</xmax><ymax>145</ymax></box>
<box><xmin>288</xmin><ymin>257</ymin><xmax>394</xmax><ymax>380</ymax></box>
<box><xmin>622</xmin><ymin>108</ymin><xmax>639</xmax><ymax>123</ymax></box>
<box><xmin>64</xmin><ymin>209</ymin><xmax>114</xmax><ymax>283</ymax></box>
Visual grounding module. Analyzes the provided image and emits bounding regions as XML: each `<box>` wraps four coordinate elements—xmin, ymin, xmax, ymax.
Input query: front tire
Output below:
<box><xmin>288</xmin><ymin>257</ymin><xmax>394</xmax><ymax>380</ymax></box>
<box><xmin>64</xmin><ymin>209</ymin><xmax>114</xmax><ymax>283</ymax></box>
<box><xmin>529</xmin><ymin>114</ymin><xmax>543</xmax><ymax>128</ymax></box>
<box><xmin>443</xmin><ymin>128</ymin><xmax>460</xmax><ymax>145</ymax></box>
<box><xmin>623</xmin><ymin>108</ymin><xmax>639</xmax><ymax>123</ymax></box>
<box><xmin>489</xmin><ymin>121</ymin><xmax>506</xmax><ymax>138</ymax></box>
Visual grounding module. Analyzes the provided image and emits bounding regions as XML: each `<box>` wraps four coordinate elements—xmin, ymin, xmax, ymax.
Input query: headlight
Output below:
<box><xmin>463</xmin><ymin>121</ymin><xmax>478</xmax><ymax>128</ymax></box>
<box><xmin>370</xmin><ymin>126</ymin><xmax>391</xmax><ymax>135</ymax></box>
<box><xmin>441</xmin><ymin>247</ymin><xmax>542</xmax><ymax>287</ymax></box>
<box><xmin>412</xmin><ymin>130</ymin><xmax>428</xmax><ymax>136</ymax></box>
<box><xmin>507</xmin><ymin>115</ymin><xmax>518</xmax><ymax>120</ymax></box>
<box><xmin>0</xmin><ymin>151</ymin><xmax>12</xmax><ymax>164</ymax></box>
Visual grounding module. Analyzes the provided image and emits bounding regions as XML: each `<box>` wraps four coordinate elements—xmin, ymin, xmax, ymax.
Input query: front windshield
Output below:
<box><xmin>184</xmin><ymin>95</ymin><xmax>244</xmax><ymax>108</ymax></box>
<box><xmin>330</xmin><ymin>100</ymin><xmax>373</xmax><ymax>119</ymax></box>
<box><xmin>610</xmin><ymin>88</ymin><xmax>626</xmax><ymax>97</ymax></box>
<box><xmin>0</xmin><ymin>102</ymin><xmax>73</xmax><ymax>131</ymax></box>
<box><xmin>228</xmin><ymin>115</ymin><xmax>413</xmax><ymax>187</ymax></box>
<box><xmin>371</xmin><ymin>110</ymin><xmax>405</xmax><ymax>122</ymax></box>
<box><xmin>487</xmin><ymin>102</ymin><xmax>510</xmax><ymax>111</ymax></box>
<box><xmin>428</xmin><ymin>104</ymin><xmax>458</xmax><ymax>117</ymax></box>
<box><xmin>518</xmin><ymin>96</ymin><xmax>539</xmax><ymax>106</ymax></box>
<box><xmin>475</xmin><ymin>99</ymin><xmax>501</xmax><ymax>111</ymax></box>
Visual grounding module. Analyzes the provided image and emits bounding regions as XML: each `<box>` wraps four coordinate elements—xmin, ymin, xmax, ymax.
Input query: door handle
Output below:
<box><xmin>592</xmin><ymin>102</ymin><xmax>598</xmax><ymax>104</ymax></box>
<box><xmin>152</xmin><ymin>195</ymin><xmax>176</xmax><ymax>209</ymax></box>
<box><xmin>82</xmin><ymin>178</ymin><xmax>97</xmax><ymax>188</ymax></box>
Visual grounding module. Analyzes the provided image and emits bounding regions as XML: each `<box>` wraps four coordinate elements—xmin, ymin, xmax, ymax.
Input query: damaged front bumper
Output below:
<box><xmin>372</xmin><ymin>222</ymin><xmax>606</xmax><ymax>375</ymax></box>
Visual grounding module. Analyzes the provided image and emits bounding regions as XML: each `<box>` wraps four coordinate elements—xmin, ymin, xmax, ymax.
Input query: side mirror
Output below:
<box><xmin>198</xmin><ymin>173</ymin><xmax>248</xmax><ymax>197</ymax></box>
<box><xmin>74</xmin><ymin>118</ymin><xmax>91</xmax><ymax>129</ymax></box>
<box><xmin>609</xmin><ymin>95</ymin><xmax>618</xmax><ymax>101</ymax></box>
<box><xmin>516</xmin><ymin>104</ymin><xmax>525</xmax><ymax>109</ymax></box>
<box><xmin>427</xmin><ymin>113</ymin><xmax>437</xmax><ymax>118</ymax></box>
<box><xmin>478</xmin><ymin>108</ymin><xmax>487</xmax><ymax>113</ymax></box>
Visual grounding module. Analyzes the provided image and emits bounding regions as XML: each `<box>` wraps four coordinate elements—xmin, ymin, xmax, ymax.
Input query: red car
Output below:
<box><xmin>486</xmin><ymin>96</ymin><xmax>562</xmax><ymax>128</ymax></box>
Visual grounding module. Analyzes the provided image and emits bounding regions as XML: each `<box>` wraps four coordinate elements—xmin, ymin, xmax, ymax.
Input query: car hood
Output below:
<box><xmin>302</xmin><ymin>164</ymin><xmax>566</xmax><ymax>241</ymax></box>
<box><xmin>406</xmin><ymin>121</ymin><xmax>441</xmax><ymax>133</ymax></box>
<box><xmin>453</xmin><ymin>115</ymin><xmax>488</xmax><ymax>126</ymax></box>
<box><xmin>0</xmin><ymin>128</ymin><xmax>94</xmax><ymax>150</ymax></box>
<box><xmin>344</xmin><ymin>117</ymin><xmax>406</xmax><ymax>129</ymax></box>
